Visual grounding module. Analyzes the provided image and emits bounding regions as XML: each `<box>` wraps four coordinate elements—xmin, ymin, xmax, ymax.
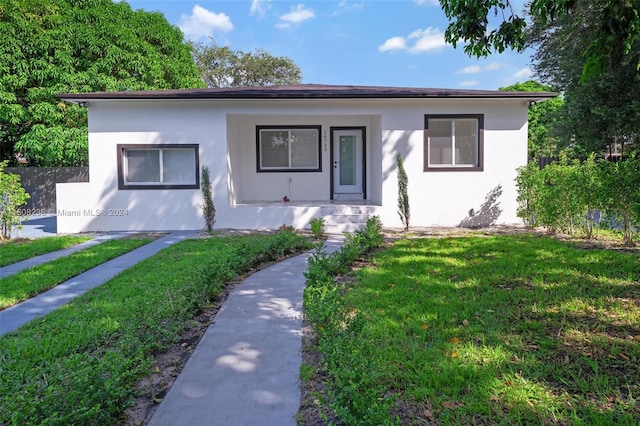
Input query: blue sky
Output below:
<box><xmin>126</xmin><ymin>0</ymin><xmax>535</xmax><ymax>90</ymax></box>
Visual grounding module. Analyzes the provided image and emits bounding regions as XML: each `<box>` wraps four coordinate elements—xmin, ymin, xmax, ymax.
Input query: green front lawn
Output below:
<box><xmin>0</xmin><ymin>235</ymin><xmax>92</xmax><ymax>267</ymax></box>
<box><xmin>304</xmin><ymin>233</ymin><xmax>640</xmax><ymax>425</ymax></box>
<box><xmin>0</xmin><ymin>235</ymin><xmax>154</xmax><ymax>310</ymax></box>
<box><xmin>0</xmin><ymin>231</ymin><xmax>311</xmax><ymax>425</ymax></box>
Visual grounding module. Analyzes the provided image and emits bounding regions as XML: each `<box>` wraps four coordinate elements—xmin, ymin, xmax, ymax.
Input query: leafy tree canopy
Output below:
<box><xmin>0</xmin><ymin>0</ymin><xmax>203</xmax><ymax>166</ymax></box>
<box><xmin>440</xmin><ymin>0</ymin><xmax>640</xmax><ymax>80</ymax></box>
<box><xmin>528</xmin><ymin>0</ymin><xmax>640</xmax><ymax>157</ymax></box>
<box><xmin>190</xmin><ymin>39</ymin><xmax>302</xmax><ymax>88</ymax></box>
<box><xmin>499</xmin><ymin>81</ymin><xmax>564</xmax><ymax>159</ymax></box>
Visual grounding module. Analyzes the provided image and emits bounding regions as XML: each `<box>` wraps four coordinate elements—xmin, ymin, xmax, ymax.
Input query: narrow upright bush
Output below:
<box><xmin>201</xmin><ymin>166</ymin><xmax>216</xmax><ymax>232</ymax></box>
<box><xmin>0</xmin><ymin>161</ymin><xmax>30</xmax><ymax>240</ymax></box>
<box><xmin>396</xmin><ymin>153</ymin><xmax>410</xmax><ymax>231</ymax></box>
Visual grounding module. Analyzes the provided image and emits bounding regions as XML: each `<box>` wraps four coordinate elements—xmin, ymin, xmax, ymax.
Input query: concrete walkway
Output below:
<box><xmin>0</xmin><ymin>233</ymin><xmax>128</xmax><ymax>279</ymax></box>
<box><xmin>149</xmin><ymin>235</ymin><xmax>344</xmax><ymax>426</ymax></box>
<box><xmin>0</xmin><ymin>231</ymin><xmax>195</xmax><ymax>336</ymax></box>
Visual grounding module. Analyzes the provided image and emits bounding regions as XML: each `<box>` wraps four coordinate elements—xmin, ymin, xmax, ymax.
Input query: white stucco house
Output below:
<box><xmin>55</xmin><ymin>84</ymin><xmax>555</xmax><ymax>233</ymax></box>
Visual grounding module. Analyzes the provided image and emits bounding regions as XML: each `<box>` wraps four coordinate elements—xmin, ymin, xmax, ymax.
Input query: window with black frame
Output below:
<box><xmin>256</xmin><ymin>126</ymin><xmax>321</xmax><ymax>172</ymax></box>
<box><xmin>424</xmin><ymin>115</ymin><xmax>483</xmax><ymax>172</ymax></box>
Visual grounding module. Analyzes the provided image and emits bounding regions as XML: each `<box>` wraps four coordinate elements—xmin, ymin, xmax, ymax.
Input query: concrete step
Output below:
<box><xmin>323</xmin><ymin>223</ymin><xmax>366</xmax><ymax>234</ymax></box>
<box><xmin>320</xmin><ymin>205</ymin><xmax>379</xmax><ymax>215</ymax></box>
<box><xmin>322</xmin><ymin>214</ymin><xmax>370</xmax><ymax>225</ymax></box>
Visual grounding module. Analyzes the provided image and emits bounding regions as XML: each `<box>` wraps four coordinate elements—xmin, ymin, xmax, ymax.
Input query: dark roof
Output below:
<box><xmin>57</xmin><ymin>83</ymin><xmax>557</xmax><ymax>102</ymax></box>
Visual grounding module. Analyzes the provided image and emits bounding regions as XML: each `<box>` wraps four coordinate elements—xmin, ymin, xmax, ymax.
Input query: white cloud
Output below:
<box><xmin>458</xmin><ymin>80</ymin><xmax>480</xmax><ymax>87</ymax></box>
<box><xmin>457</xmin><ymin>65</ymin><xmax>482</xmax><ymax>74</ymax></box>
<box><xmin>408</xmin><ymin>28</ymin><xmax>447</xmax><ymax>53</ymax></box>
<box><xmin>514</xmin><ymin>67</ymin><xmax>533</xmax><ymax>79</ymax></box>
<box><xmin>378</xmin><ymin>27</ymin><xmax>446</xmax><ymax>53</ymax></box>
<box><xmin>457</xmin><ymin>61</ymin><xmax>504</xmax><ymax>74</ymax></box>
<box><xmin>250</xmin><ymin>0</ymin><xmax>271</xmax><ymax>18</ymax></box>
<box><xmin>414</xmin><ymin>0</ymin><xmax>440</xmax><ymax>5</ymax></box>
<box><xmin>378</xmin><ymin>36</ymin><xmax>406</xmax><ymax>52</ymax></box>
<box><xmin>337</xmin><ymin>0</ymin><xmax>364</xmax><ymax>12</ymax></box>
<box><xmin>485</xmin><ymin>61</ymin><xmax>503</xmax><ymax>71</ymax></box>
<box><xmin>178</xmin><ymin>5</ymin><xmax>233</xmax><ymax>40</ymax></box>
<box><xmin>277</xmin><ymin>4</ymin><xmax>315</xmax><ymax>28</ymax></box>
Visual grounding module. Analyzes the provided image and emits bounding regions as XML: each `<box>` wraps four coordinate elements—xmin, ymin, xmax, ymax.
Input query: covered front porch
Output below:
<box><xmin>224</xmin><ymin>112</ymin><xmax>384</xmax><ymax>208</ymax></box>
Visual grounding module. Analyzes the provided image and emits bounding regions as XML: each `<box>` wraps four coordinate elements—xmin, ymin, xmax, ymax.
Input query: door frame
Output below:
<box><xmin>330</xmin><ymin>126</ymin><xmax>366</xmax><ymax>200</ymax></box>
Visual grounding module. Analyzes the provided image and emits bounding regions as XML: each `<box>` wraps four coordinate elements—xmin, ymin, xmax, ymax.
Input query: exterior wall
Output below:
<box><xmin>57</xmin><ymin>101</ymin><xmax>226</xmax><ymax>232</ymax></box>
<box><xmin>57</xmin><ymin>98</ymin><xmax>528</xmax><ymax>233</ymax></box>
<box><xmin>377</xmin><ymin>99</ymin><xmax>527</xmax><ymax>228</ymax></box>
<box><xmin>227</xmin><ymin>113</ymin><xmax>377</xmax><ymax>203</ymax></box>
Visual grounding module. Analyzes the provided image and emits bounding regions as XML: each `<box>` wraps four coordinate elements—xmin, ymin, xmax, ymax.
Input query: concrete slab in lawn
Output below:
<box><xmin>0</xmin><ymin>231</ymin><xmax>195</xmax><ymax>336</ymax></box>
<box><xmin>0</xmin><ymin>233</ymin><xmax>129</xmax><ymax>279</ymax></box>
<box><xmin>148</xmin><ymin>235</ymin><xmax>344</xmax><ymax>426</ymax></box>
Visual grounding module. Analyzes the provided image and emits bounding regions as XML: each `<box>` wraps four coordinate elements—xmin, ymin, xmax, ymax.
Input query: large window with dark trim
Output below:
<box><xmin>424</xmin><ymin>114</ymin><xmax>483</xmax><ymax>171</ymax></box>
<box><xmin>256</xmin><ymin>125</ymin><xmax>321</xmax><ymax>172</ymax></box>
<box><xmin>117</xmin><ymin>144</ymin><xmax>200</xmax><ymax>189</ymax></box>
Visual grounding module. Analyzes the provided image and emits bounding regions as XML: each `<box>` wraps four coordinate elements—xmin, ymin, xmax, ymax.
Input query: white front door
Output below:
<box><xmin>332</xmin><ymin>128</ymin><xmax>364</xmax><ymax>199</ymax></box>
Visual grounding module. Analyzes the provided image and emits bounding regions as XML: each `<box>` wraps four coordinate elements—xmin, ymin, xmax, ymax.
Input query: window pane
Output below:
<box><xmin>290</xmin><ymin>129</ymin><xmax>319</xmax><ymax>168</ymax></box>
<box><xmin>339</xmin><ymin>135</ymin><xmax>356</xmax><ymax>185</ymax></box>
<box><xmin>429</xmin><ymin>120</ymin><xmax>452</xmax><ymax>165</ymax></box>
<box><xmin>260</xmin><ymin>130</ymin><xmax>290</xmax><ymax>168</ymax></box>
<box><xmin>126</xmin><ymin>150</ymin><xmax>160</xmax><ymax>183</ymax></box>
<box><xmin>163</xmin><ymin>149</ymin><xmax>196</xmax><ymax>183</ymax></box>
<box><xmin>455</xmin><ymin>119</ymin><xmax>477</xmax><ymax>166</ymax></box>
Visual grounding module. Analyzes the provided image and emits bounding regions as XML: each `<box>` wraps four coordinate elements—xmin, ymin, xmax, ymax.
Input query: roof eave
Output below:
<box><xmin>57</xmin><ymin>92</ymin><xmax>558</xmax><ymax>103</ymax></box>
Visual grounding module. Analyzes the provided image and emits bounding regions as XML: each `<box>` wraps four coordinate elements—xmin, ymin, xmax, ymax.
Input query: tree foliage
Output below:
<box><xmin>499</xmin><ymin>81</ymin><xmax>564</xmax><ymax>159</ymax></box>
<box><xmin>528</xmin><ymin>0</ymin><xmax>640</xmax><ymax>157</ymax></box>
<box><xmin>516</xmin><ymin>156</ymin><xmax>640</xmax><ymax>244</ymax></box>
<box><xmin>190</xmin><ymin>39</ymin><xmax>302</xmax><ymax>88</ymax></box>
<box><xmin>0</xmin><ymin>0</ymin><xmax>203</xmax><ymax>166</ymax></box>
<box><xmin>0</xmin><ymin>161</ymin><xmax>30</xmax><ymax>240</ymax></box>
<box><xmin>440</xmin><ymin>0</ymin><xmax>640</xmax><ymax>80</ymax></box>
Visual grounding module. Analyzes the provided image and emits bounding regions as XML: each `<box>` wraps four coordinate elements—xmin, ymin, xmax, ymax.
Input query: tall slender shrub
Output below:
<box><xmin>0</xmin><ymin>161</ymin><xmax>30</xmax><ymax>240</ymax></box>
<box><xmin>200</xmin><ymin>166</ymin><xmax>216</xmax><ymax>232</ymax></box>
<box><xmin>396</xmin><ymin>153</ymin><xmax>410</xmax><ymax>231</ymax></box>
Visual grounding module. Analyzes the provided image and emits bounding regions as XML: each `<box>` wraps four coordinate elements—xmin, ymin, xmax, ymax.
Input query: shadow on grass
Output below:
<box><xmin>323</xmin><ymin>234</ymin><xmax>640</xmax><ymax>424</ymax></box>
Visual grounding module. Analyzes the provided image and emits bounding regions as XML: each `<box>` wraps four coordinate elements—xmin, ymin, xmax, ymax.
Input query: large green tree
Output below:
<box><xmin>0</xmin><ymin>0</ymin><xmax>203</xmax><ymax>166</ymax></box>
<box><xmin>528</xmin><ymin>0</ymin><xmax>640</xmax><ymax>157</ymax></box>
<box><xmin>499</xmin><ymin>81</ymin><xmax>564</xmax><ymax>159</ymax></box>
<box><xmin>190</xmin><ymin>39</ymin><xmax>302</xmax><ymax>88</ymax></box>
<box><xmin>440</xmin><ymin>0</ymin><xmax>640</xmax><ymax>80</ymax></box>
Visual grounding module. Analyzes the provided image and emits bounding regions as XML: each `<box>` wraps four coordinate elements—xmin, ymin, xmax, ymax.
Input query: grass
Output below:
<box><xmin>0</xmin><ymin>235</ymin><xmax>92</xmax><ymax>267</ymax></box>
<box><xmin>0</xmin><ymin>230</ymin><xmax>311</xmax><ymax>425</ymax></box>
<box><xmin>304</xmin><ymin>233</ymin><xmax>640</xmax><ymax>425</ymax></box>
<box><xmin>0</xmin><ymin>235</ymin><xmax>154</xmax><ymax>310</ymax></box>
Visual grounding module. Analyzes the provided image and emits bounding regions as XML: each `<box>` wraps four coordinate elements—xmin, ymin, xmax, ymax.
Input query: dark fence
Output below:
<box><xmin>5</xmin><ymin>167</ymin><xmax>89</xmax><ymax>214</ymax></box>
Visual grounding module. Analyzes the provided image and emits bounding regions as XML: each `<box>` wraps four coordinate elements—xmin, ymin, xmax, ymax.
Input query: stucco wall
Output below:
<box><xmin>56</xmin><ymin>98</ymin><xmax>527</xmax><ymax>233</ymax></box>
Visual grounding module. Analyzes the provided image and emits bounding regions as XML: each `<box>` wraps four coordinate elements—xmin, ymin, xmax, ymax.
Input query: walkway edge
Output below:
<box><xmin>0</xmin><ymin>231</ymin><xmax>195</xmax><ymax>336</ymax></box>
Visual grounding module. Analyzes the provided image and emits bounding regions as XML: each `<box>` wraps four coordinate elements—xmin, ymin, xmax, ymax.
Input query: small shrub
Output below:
<box><xmin>0</xmin><ymin>161</ymin><xmax>30</xmax><ymax>240</ymax></box>
<box><xmin>396</xmin><ymin>153</ymin><xmax>410</xmax><ymax>231</ymax></box>
<box><xmin>200</xmin><ymin>166</ymin><xmax>215</xmax><ymax>232</ymax></box>
<box><xmin>309</xmin><ymin>217</ymin><xmax>325</xmax><ymax>239</ymax></box>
